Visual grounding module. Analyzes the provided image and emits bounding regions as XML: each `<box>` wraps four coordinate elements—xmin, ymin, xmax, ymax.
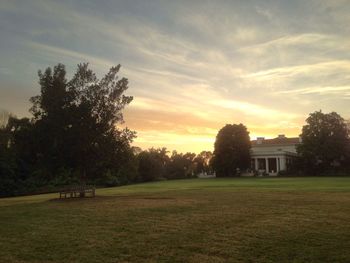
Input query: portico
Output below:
<box><xmin>249</xmin><ymin>135</ymin><xmax>300</xmax><ymax>176</ymax></box>
<box><xmin>251</xmin><ymin>154</ymin><xmax>291</xmax><ymax>176</ymax></box>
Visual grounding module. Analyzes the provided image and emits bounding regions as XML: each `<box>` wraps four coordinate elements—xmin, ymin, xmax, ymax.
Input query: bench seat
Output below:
<box><xmin>59</xmin><ymin>185</ymin><xmax>95</xmax><ymax>198</ymax></box>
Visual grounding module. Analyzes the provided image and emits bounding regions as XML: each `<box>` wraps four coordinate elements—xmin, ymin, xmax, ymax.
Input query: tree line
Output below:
<box><xmin>1</xmin><ymin>62</ymin><xmax>350</xmax><ymax>197</ymax></box>
<box><xmin>0</xmin><ymin>63</ymin><xmax>212</xmax><ymax>196</ymax></box>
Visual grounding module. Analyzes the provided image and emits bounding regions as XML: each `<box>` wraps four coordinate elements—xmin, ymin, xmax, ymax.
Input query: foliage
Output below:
<box><xmin>137</xmin><ymin>148</ymin><xmax>169</xmax><ymax>181</ymax></box>
<box><xmin>212</xmin><ymin>124</ymin><xmax>251</xmax><ymax>177</ymax></box>
<box><xmin>166</xmin><ymin>151</ymin><xmax>196</xmax><ymax>179</ymax></box>
<box><xmin>0</xmin><ymin>146</ymin><xmax>19</xmax><ymax>197</ymax></box>
<box><xmin>193</xmin><ymin>151</ymin><xmax>213</xmax><ymax>174</ymax></box>
<box><xmin>0</xmin><ymin>63</ymin><xmax>137</xmax><ymax>196</ymax></box>
<box><xmin>0</xmin><ymin>114</ymin><xmax>36</xmax><ymax>196</ymax></box>
<box><xmin>297</xmin><ymin>111</ymin><xmax>350</xmax><ymax>174</ymax></box>
<box><xmin>29</xmin><ymin>63</ymin><xmax>135</xmax><ymax>182</ymax></box>
<box><xmin>136</xmin><ymin>148</ymin><xmax>213</xmax><ymax>181</ymax></box>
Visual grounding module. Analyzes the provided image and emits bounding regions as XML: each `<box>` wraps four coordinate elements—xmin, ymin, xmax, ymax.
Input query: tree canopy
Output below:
<box><xmin>212</xmin><ymin>124</ymin><xmax>251</xmax><ymax>177</ymax></box>
<box><xmin>0</xmin><ymin>63</ymin><xmax>138</xmax><ymax>196</ymax></box>
<box><xmin>297</xmin><ymin>111</ymin><xmax>350</xmax><ymax>174</ymax></box>
<box><xmin>31</xmin><ymin>63</ymin><xmax>136</xmax><ymax>182</ymax></box>
<box><xmin>137</xmin><ymin>148</ymin><xmax>169</xmax><ymax>181</ymax></box>
<box><xmin>194</xmin><ymin>151</ymin><xmax>213</xmax><ymax>175</ymax></box>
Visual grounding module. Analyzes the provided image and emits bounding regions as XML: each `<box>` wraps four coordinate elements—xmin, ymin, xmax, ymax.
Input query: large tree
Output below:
<box><xmin>212</xmin><ymin>124</ymin><xmax>251</xmax><ymax>177</ymax></box>
<box><xmin>30</xmin><ymin>63</ymin><xmax>135</xmax><ymax>182</ymax></box>
<box><xmin>297</xmin><ymin>111</ymin><xmax>350</xmax><ymax>174</ymax></box>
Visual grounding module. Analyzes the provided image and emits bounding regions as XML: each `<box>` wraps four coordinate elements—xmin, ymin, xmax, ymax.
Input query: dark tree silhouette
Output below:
<box><xmin>297</xmin><ymin>111</ymin><xmax>350</xmax><ymax>174</ymax></box>
<box><xmin>30</xmin><ymin>63</ymin><xmax>135</xmax><ymax>182</ymax></box>
<box><xmin>194</xmin><ymin>151</ymin><xmax>213</xmax><ymax>174</ymax></box>
<box><xmin>212</xmin><ymin>124</ymin><xmax>251</xmax><ymax>177</ymax></box>
<box><xmin>138</xmin><ymin>148</ymin><xmax>169</xmax><ymax>181</ymax></box>
<box><xmin>166</xmin><ymin>151</ymin><xmax>196</xmax><ymax>179</ymax></box>
<box><xmin>0</xmin><ymin>115</ymin><xmax>35</xmax><ymax>196</ymax></box>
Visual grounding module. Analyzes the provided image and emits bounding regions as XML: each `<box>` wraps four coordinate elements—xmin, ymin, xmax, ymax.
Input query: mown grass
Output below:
<box><xmin>1</xmin><ymin>177</ymin><xmax>350</xmax><ymax>262</ymax></box>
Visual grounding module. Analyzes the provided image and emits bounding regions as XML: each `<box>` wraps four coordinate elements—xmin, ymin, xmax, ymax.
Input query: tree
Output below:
<box><xmin>138</xmin><ymin>148</ymin><xmax>169</xmax><ymax>181</ymax></box>
<box><xmin>6</xmin><ymin>117</ymin><xmax>37</xmax><ymax>180</ymax></box>
<box><xmin>297</xmin><ymin>111</ymin><xmax>350</xmax><ymax>174</ymax></box>
<box><xmin>0</xmin><ymin>113</ymin><xmax>18</xmax><ymax>196</ymax></box>
<box><xmin>0</xmin><ymin>115</ymin><xmax>35</xmax><ymax>196</ymax></box>
<box><xmin>30</xmin><ymin>63</ymin><xmax>135</xmax><ymax>183</ymax></box>
<box><xmin>30</xmin><ymin>64</ymin><xmax>74</xmax><ymax>179</ymax></box>
<box><xmin>212</xmin><ymin>124</ymin><xmax>251</xmax><ymax>177</ymax></box>
<box><xmin>0</xmin><ymin>145</ymin><xmax>18</xmax><ymax>197</ymax></box>
<box><xmin>194</xmin><ymin>151</ymin><xmax>213</xmax><ymax>174</ymax></box>
<box><xmin>166</xmin><ymin>151</ymin><xmax>196</xmax><ymax>179</ymax></box>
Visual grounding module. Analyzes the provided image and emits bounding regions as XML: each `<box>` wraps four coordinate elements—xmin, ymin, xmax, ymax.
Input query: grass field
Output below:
<box><xmin>1</xmin><ymin>177</ymin><xmax>350</xmax><ymax>263</ymax></box>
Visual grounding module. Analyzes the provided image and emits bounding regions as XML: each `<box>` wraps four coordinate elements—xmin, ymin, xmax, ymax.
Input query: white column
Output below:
<box><xmin>254</xmin><ymin>158</ymin><xmax>258</xmax><ymax>170</ymax></box>
<box><xmin>265</xmin><ymin>158</ymin><xmax>269</xmax><ymax>174</ymax></box>
<box><xmin>280</xmin><ymin>157</ymin><xmax>286</xmax><ymax>171</ymax></box>
<box><xmin>277</xmin><ymin>158</ymin><xmax>280</xmax><ymax>172</ymax></box>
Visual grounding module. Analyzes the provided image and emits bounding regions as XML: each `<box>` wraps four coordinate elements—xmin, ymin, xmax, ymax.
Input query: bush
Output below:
<box><xmin>0</xmin><ymin>148</ymin><xmax>20</xmax><ymax>197</ymax></box>
<box><xmin>49</xmin><ymin>168</ymin><xmax>79</xmax><ymax>187</ymax></box>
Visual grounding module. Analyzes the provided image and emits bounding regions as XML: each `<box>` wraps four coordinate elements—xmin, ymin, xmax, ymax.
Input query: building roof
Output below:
<box><xmin>251</xmin><ymin>136</ymin><xmax>300</xmax><ymax>147</ymax></box>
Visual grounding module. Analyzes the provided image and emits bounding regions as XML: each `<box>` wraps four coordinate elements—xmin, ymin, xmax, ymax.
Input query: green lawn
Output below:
<box><xmin>1</xmin><ymin>177</ymin><xmax>350</xmax><ymax>263</ymax></box>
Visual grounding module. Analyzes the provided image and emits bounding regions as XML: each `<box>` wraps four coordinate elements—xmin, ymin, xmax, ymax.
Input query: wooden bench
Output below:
<box><xmin>59</xmin><ymin>185</ymin><xmax>95</xmax><ymax>199</ymax></box>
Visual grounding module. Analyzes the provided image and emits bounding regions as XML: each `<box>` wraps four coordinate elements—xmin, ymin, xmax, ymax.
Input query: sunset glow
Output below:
<box><xmin>1</xmin><ymin>0</ymin><xmax>350</xmax><ymax>153</ymax></box>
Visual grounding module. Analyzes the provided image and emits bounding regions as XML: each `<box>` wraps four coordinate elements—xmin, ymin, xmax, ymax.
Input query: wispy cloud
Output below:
<box><xmin>1</xmin><ymin>0</ymin><xmax>350</xmax><ymax>152</ymax></box>
<box><xmin>210</xmin><ymin>99</ymin><xmax>300</xmax><ymax>120</ymax></box>
<box><xmin>245</xmin><ymin>60</ymin><xmax>350</xmax><ymax>81</ymax></box>
<box><xmin>28</xmin><ymin>42</ymin><xmax>115</xmax><ymax>68</ymax></box>
<box><xmin>278</xmin><ymin>86</ymin><xmax>350</xmax><ymax>95</ymax></box>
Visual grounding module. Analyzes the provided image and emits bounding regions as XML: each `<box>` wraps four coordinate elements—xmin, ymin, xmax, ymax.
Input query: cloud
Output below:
<box><xmin>209</xmin><ymin>99</ymin><xmax>300</xmax><ymax>120</ymax></box>
<box><xmin>27</xmin><ymin>42</ymin><xmax>115</xmax><ymax>68</ymax></box>
<box><xmin>245</xmin><ymin>60</ymin><xmax>350</xmax><ymax>81</ymax></box>
<box><xmin>1</xmin><ymin>0</ymin><xmax>350</xmax><ymax>153</ymax></box>
<box><xmin>239</xmin><ymin>33</ymin><xmax>335</xmax><ymax>53</ymax></box>
<box><xmin>278</xmin><ymin>86</ymin><xmax>350</xmax><ymax>95</ymax></box>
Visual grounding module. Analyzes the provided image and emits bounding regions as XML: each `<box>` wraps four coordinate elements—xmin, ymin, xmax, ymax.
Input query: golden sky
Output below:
<box><xmin>1</xmin><ymin>0</ymin><xmax>350</xmax><ymax>153</ymax></box>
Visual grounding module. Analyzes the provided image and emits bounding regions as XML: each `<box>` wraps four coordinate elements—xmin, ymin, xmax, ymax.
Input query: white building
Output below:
<box><xmin>250</xmin><ymin>135</ymin><xmax>300</xmax><ymax>176</ymax></box>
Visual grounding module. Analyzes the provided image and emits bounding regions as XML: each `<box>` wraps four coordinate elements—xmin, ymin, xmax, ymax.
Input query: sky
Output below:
<box><xmin>1</xmin><ymin>0</ymin><xmax>350</xmax><ymax>153</ymax></box>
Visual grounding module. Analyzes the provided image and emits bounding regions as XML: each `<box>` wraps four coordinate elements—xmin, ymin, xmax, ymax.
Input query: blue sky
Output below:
<box><xmin>1</xmin><ymin>0</ymin><xmax>350</xmax><ymax>152</ymax></box>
